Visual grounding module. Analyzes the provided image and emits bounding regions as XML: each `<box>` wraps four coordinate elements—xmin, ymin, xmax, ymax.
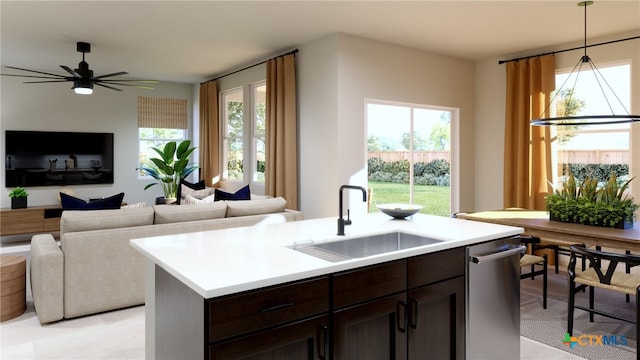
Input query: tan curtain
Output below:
<box><xmin>266</xmin><ymin>54</ymin><xmax>298</xmax><ymax>210</ymax></box>
<box><xmin>504</xmin><ymin>55</ymin><xmax>555</xmax><ymax>210</ymax></box>
<box><xmin>199</xmin><ymin>80</ymin><xmax>220</xmax><ymax>187</ymax></box>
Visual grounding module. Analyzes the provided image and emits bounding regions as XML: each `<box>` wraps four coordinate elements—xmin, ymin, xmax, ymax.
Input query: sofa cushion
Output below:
<box><xmin>61</xmin><ymin>206</ymin><xmax>155</xmax><ymax>234</ymax></box>
<box><xmin>153</xmin><ymin>201</ymin><xmax>227</xmax><ymax>224</ymax></box>
<box><xmin>225</xmin><ymin>197</ymin><xmax>287</xmax><ymax>217</ymax></box>
<box><xmin>177</xmin><ymin>179</ymin><xmax>205</xmax><ymax>205</ymax></box>
<box><xmin>215</xmin><ymin>185</ymin><xmax>251</xmax><ymax>201</ymax></box>
<box><xmin>60</xmin><ymin>192</ymin><xmax>125</xmax><ymax>210</ymax></box>
<box><xmin>182</xmin><ymin>194</ymin><xmax>216</xmax><ymax>205</ymax></box>
<box><xmin>121</xmin><ymin>201</ymin><xmax>147</xmax><ymax>209</ymax></box>
<box><xmin>181</xmin><ymin>186</ymin><xmax>216</xmax><ymax>201</ymax></box>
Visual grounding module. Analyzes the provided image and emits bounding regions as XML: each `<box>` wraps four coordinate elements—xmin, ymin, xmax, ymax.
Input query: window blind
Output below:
<box><xmin>138</xmin><ymin>96</ymin><xmax>188</xmax><ymax>129</ymax></box>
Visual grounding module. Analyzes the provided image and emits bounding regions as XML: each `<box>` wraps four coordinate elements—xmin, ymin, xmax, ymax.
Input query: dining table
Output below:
<box><xmin>455</xmin><ymin>210</ymin><xmax>640</xmax><ymax>253</ymax></box>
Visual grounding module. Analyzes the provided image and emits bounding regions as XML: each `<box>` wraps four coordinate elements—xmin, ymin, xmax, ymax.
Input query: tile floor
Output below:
<box><xmin>0</xmin><ymin>301</ymin><xmax>586</xmax><ymax>360</ymax></box>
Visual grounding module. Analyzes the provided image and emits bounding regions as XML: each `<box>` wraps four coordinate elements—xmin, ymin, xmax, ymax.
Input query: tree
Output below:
<box><xmin>401</xmin><ymin>131</ymin><xmax>428</xmax><ymax>150</ymax></box>
<box><xmin>427</xmin><ymin>123</ymin><xmax>449</xmax><ymax>150</ymax></box>
<box><xmin>555</xmin><ymin>88</ymin><xmax>585</xmax><ymax>145</ymax></box>
<box><xmin>227</xmin><ymin>101</ymin><xmax>244</xmax><ymax>151</ymax></box>
<box><xmin>368</xmin><ymin>135</ymin><xmax>383</xmax><ymax>151</ymax></box>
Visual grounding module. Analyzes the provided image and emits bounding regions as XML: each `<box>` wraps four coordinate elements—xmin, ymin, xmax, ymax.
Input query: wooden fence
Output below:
<box><xmin>557</xmin><ymin>150</ymin><xmax>629</xmax><ymax>164</ymax></box>
<box><xmin>368</xmin><ymin>150</ymin><xmax>629</xmax><ymax>164</ymax></box>
<box><xmin>368</xmin><ymin>151</ymin><xmax>450</xmax><ymax>163</ymax></box>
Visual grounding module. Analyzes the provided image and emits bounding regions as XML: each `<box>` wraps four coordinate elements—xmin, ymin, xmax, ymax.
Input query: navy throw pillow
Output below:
<box><xmin>60</xmin><ymin>192</ymin><xmax>125</xmax><ymax>210</ymax></box>
<box><xmin>176</xmin><ymin>179</ymin><xmax>206</xmax><ymax>205</ymax></box>
<box><xmin>215</xmin><ymin>185</ymin><xmax>251</xmax><ymax>201</ymax></box>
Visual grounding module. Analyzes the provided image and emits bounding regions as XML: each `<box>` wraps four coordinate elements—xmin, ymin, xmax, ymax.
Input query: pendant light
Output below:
<box><xmin>530</xmin><ymin>1</ymin><xmax>639</xmax><ymax>126</ymax></box>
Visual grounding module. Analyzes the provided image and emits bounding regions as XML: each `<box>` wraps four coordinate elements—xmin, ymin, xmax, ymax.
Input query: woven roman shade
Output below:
<box><xmin>138</xmin><ymin>96</ymin><xmax>188</xmax><ymax>129</ymax></box>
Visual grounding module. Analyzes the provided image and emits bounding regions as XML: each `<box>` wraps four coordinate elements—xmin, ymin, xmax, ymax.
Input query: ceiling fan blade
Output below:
<box><xmin>22</xmin><ymin>80</ymin><xmax>71</xmax><ymax>84</ymax></box>
<box><xmin>0</xmin><ymin>73</ymin><xmax>71</xmax><ymax>80</ymax></box>
<box><xmin>4</xmin><ymin>66</ymin><xmax>66</xmax><ymax>78</ymax></box>
<box><xmin>95</xmin><ymin>83</ymin><xmax>123</xmax><ymax>91</ymax></box>
<box><xmin>60</xmin><ymin>65</ymin><xmax>81</xmax><ymax>78</ymax></box>
<box><xmin>101</xmin><ymin>79</ymin><xmax>159</xmax><ymax>83</ymax></box>
<box><xmin>94</xmin><ymin>71</ymin><xmax>128</xmax><ymax>79</ymax></box>
<box><xmin>99</xmin><ymin>81</ymin><xmax>156</xmax><ymax>90</ymax></box>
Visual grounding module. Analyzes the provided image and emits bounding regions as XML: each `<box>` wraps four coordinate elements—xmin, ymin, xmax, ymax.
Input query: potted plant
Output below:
<box><xmin>137</xmin><ymin>140</ymin><xmax>198</xmax><ymax>204</ymax></box>
<box><xmin>9</xmin><ymin>187</ymin><xmax>29</xmax><ymax>209</ymax></box>
<box><xmin>546</xmin><ymin>171</ymin><xmax>638</xmax><ymax>229</ymax></box>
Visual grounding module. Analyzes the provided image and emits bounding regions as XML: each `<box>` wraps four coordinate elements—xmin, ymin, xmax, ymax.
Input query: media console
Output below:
<box><xmin>0</xmin><ymin>205</ymin><xmax>62</xmax><ymax>236</ymax></box>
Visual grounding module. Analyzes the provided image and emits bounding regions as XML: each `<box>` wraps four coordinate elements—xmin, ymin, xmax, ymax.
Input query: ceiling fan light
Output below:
<box><xmin>74</xmin><ymin>87</ymin><xmax>93</xmax><ymax>95</ymax></box>
<box><xmin>73</xmin><ymin>79</ymin><xmax>93</xmax><ymax>95</ymax></box>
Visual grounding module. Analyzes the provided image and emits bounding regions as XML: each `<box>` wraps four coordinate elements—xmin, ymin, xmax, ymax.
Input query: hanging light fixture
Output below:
<box><xmin>530</xmin><ymin>1</ymin><xmax>640</xmax><ymax>126</ymax></box>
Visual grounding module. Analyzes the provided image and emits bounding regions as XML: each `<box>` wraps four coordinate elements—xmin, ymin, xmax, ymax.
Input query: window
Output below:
<box><xmin>221</xmin><ymin>82</ymin><xmax>266</xmax><ymax>187</ymax></box>
<box><xmin>223</xmin><ymin>89</ymin><xmax>244</xmax><ymax>181</ymax></box>
<box><xmin>550</xmin><ymin>63</ymin><xmax>632</xmax><ymax>189</ymax></box>
<box><xmin>137</xmin><ymin>97</ymin><xmax>188</xmax><ymax>177</ymax></box>
<box><xmin>138</xmin><ymin>129</ymin><xmax>187</xmax><ymax>176</ymax></box>
<box><xmin>366</xmin><ymin>100</ymin><xmax>455</xmax><ymax>217</ymax></box>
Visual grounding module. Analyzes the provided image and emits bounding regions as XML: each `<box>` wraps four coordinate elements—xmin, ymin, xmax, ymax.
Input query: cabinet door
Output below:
<box><xmin>210</xmin><ymin>315</ymin><xmax>329</xmax><ymax>360</ymax></box>
<box><xmin>407</xmin><ymin>276</ymin><xmax>465</xmax><ymax>360</ymax></box>
<box><xmin>333</xmin><ymin>293</ymin><xmax>407</xmax><ymax>360</ymax></box>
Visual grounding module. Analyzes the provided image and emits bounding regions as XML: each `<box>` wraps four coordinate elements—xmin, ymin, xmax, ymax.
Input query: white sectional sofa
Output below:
<box><xmin>29</xmin><ymin>197</ymin><xmax>303</xmax><ymax>324</ymax></box>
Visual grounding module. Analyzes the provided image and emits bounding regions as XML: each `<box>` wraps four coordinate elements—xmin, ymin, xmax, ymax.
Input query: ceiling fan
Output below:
<box><xmin>1</xmin><ymin>42</ymin><xmax>158</xmax><ymax>95</ymax></box>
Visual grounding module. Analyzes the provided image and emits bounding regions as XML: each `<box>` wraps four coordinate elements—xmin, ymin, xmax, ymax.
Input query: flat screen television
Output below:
<box><xmin>5</xmin><ymin>130</ymin><xmax>114</xmax><ymax>187</ymax></box>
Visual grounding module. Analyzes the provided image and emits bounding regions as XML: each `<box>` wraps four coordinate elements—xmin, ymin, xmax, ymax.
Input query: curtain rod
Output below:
<box><xmin>202</xmin><ymin>48</ymin><xmax>299</xmax><ymax>84</ymax></box>
<box><xmin>498</xmin><ymin>35</ymin><xmax>639</xmax><ymax>64</ymax></box>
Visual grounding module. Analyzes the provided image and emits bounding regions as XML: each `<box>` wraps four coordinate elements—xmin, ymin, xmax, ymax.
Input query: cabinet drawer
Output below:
<box><xmin>43</xmin><ymin>218</ymin><xmax>60</xmax><ymax>232</ymax></box>
<box><xmin>408</xmin><ymin>247</ymin><xmax>465</xmax><ymax>288</ymax></box>
<box><xmin>333</xmin><ymin>260</ymin><xmax>406</xmax><ymax>309</ymax></box>
<box><xmin>0</xmin><ymin>208</ymin><xmax>43</xmax><ymax>235</ymax></box>
<box><xmin>209</xmin><ymin>276</ymin><xmax>329</xmax><ymax>342</ymax></box>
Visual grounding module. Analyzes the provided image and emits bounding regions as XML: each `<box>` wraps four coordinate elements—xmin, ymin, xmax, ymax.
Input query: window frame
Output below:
<box><xmin>220</xmin><ymin>81</ymin><xmax>267</xmax><ymax>193</ymax></box>
<box><xmin>365</xmin><ymin>98</ymin><xmax>460</xmax><ymax>216</ymax></box>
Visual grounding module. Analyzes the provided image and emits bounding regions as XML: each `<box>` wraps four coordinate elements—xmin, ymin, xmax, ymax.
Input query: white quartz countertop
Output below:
<box><xmin>130</xmin><ymin>213</ymin><xmax>523</xmax><ymax>299</ymax></box>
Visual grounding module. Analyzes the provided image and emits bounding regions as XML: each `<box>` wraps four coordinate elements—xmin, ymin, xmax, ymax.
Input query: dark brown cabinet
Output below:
<box><xmin>210</xmin><ymin>315</ymin><xmax>329</xmax><ymax>360</ymax></box>
<box><xmin>155</xmin><ymin>246</ymin><xmax>466</xmax><ymax>360</ymax></box>
<box><xmin>331</xmin><ymin>248</ymin><xmax>465</xmax><ymax>360</ymax></box>
<box><xmin>332</xmin><ymin>260</ymin><xmax>407</xmax><ymax>359</ymax></box>
<box><xmin>407</xmin><ymin>247</ymin><xmax>465</xmax><ymax>360</ymax></box>
<box><xmin>333</xmin><ymin>293</ymin><xmax>407</xmax><ymax>359</ymax></box>
<box><xmin>408</xmin><ymin>276</ymin><xmax>465</xmax><ymax>360</ymax></box>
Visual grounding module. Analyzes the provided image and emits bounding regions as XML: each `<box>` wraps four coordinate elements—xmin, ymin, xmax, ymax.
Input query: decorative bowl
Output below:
<box><xmin>377</xmin><ymin>204</ymin><xmax>423</xmax><ymax>219</ymax></box>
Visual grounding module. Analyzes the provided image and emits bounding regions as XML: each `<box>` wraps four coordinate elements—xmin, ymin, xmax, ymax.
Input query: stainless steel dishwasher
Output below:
<box><xmin>466</xmin><ymin>236</ymin><xmax>525</xmax><ymax>359</ymax></box>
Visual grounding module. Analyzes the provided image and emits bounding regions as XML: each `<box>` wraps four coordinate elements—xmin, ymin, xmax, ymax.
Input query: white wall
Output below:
<box><xmin>0</xmin><ymin>76</ymin><xmax>193</xmax><ymax>208</ymax></box>
<box><xmin>298</xmin><ymin>34</ymin><xmax>475</xmax><ymax>220</ymax></box>
<box><xmin>474</xmin><ymin>31</ymin><xmax>640</xmax><ymax>212</ymax></box>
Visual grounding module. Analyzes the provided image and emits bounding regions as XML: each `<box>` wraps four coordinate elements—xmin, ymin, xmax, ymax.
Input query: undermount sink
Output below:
<box><xmin>290</xmin><ymin>232</ymin><xmax>443</xmax><ymax>262</ymax></box>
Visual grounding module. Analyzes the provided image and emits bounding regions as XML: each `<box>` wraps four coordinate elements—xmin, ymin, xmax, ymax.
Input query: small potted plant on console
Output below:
<box><xmin>9</xmin><ymin>187</ymin><xmax>29</xmax><ymax>209</ymax></box>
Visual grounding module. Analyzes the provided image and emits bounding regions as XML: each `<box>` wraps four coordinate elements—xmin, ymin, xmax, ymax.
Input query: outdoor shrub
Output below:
<box><xmin>561</xmin><ymin>163</ymin><xmax>629</xmax><ymax>184</ymax></box>
<box><xmin>368</xmin><ymin>158</ymin><xmax>451</xmax><ymax>186</ymax></box>
<box><xmin>368</xmin><ymin>157</ymin><xmax>385</xmax><ymax>175</ymax></box>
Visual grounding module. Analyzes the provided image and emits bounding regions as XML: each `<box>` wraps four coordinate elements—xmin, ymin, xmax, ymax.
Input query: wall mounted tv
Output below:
<box><xmin>5</xmin><ymin>130</ymin><xmax>114</xmax><ymax>187</ymax></box>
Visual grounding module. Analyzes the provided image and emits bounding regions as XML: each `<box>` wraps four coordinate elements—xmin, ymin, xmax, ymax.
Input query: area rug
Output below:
<box><xmin>521</xmin><ymin>269</ymin><xmax>637</xmax><ymax>359</ymax></box>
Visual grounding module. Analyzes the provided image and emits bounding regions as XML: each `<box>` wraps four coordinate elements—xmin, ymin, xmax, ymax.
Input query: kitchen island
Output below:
<box><xmin>131</xmin><ymin>213</ymin><xmax>523</xmax><ymax>359</ymax></box>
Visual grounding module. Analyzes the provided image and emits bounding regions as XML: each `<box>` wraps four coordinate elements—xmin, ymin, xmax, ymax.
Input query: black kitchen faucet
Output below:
<box><xmin>337</xmin><ymin>185</ymin><xmax>367</xmax><ymax>236</ymax></box>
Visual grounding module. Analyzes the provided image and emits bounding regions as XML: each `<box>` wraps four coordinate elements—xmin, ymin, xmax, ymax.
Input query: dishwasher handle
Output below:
<box><xmin>470</xmin><ymin>245</ymin><xmax>526</xmax><ymax>264</ymax></box>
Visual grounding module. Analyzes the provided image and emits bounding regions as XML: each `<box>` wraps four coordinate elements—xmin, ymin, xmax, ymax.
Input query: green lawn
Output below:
<box><xmin>368</xmin><ymin>181</ymin><xmax>451</xmax><ymax>217</ymax></box>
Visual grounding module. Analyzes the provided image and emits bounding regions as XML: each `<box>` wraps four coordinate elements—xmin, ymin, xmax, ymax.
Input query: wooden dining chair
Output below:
<box><xmin>567</xmin><ymin>244</ymin><xmax>640</xmax><ymax>357</ymax></box>
<box><xmin>520</xmin><ymin>235</ymin><xmax>548</xmax><ymax>309</ymax></box>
